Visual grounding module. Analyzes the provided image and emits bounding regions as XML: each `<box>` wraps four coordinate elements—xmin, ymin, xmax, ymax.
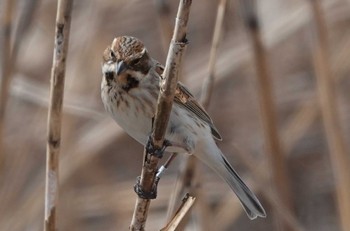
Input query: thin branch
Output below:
<box><xmin>201</xmin><ymin>0</ymin><xmax>227</xmax><ymax>108</ymax></box>
<box><xmin>160</xmin><ymin>194</ymin><xmax>196</xmax><ymax>231</ymax></box>
<box><xmin>308</xmin><ymin>1</ymin><xmax>350</xmax><ymax>231</ymax></box>
<box><xmin>166</xmin><ymin>1</ymin><xmax>227</xmax><ymax>229</ymax></box>
<box><xmin>129</xmin><ymin>1</ymin><xmax>192</xmax><ymax>230</ymax></box>
<box><xmin>44</xmin><ymin>0</ymin><xmax>74</xmax><ymax>230</ymax></box>
<box><xmin>165</xmin><ymin>156</ymin><xmax>198</xmax><ymax>228</ymax></box>
<box><xmin>239</xmin><ymin>0</ymin><xmax>295</xmax><ymax>230</ymax></box>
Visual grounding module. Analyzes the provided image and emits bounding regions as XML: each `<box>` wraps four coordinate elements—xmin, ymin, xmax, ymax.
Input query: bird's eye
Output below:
<box><xmin>110</xmin><ymin>50</ymin><xmax>116</xmax><ymax>60</ymax></box>
<box><xmin>129</xmin><ymin>57</ymin><xmax>141</xmax><ymax>66</ymax></box>
<box><xmin>105</xmin><ymin>71</ymin><xmax>114</xmax><ymax>81</ymax></box>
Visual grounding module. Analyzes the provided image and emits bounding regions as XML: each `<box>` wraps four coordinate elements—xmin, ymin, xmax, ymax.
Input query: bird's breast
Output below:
<box><xmin>102</xmin><ymin>84</ymin><xmax>158</xmax><ymax>145</ymax></box>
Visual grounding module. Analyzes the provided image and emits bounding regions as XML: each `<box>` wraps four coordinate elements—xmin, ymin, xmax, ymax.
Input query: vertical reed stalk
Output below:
<box><xmin>201</xmin><ymin>0</ymin><xmax>227</xmax><ymax>108</ymax></box>
<box><xmin>240</xmin><ymin>0</ymin><xmax>294</xmax><ymax>230</ymax></box>
<box><xmin>309</xmin><ymin>1</ymin><xmax>350</xmax><ymax>231</ymax></box>
<box><xmin>129</xmin><ymin>1</ymin><xmax>192</xmax><ymax>230</ymax></box>
<box><xmin>166</xmin><ymin>1</ymin><xmax>227</xmax><ymax>229</ymax></box>
<box><xmin>44</xmin><ymin>0</ymin><xmax>74</xmax><ymax>230</ymax></box>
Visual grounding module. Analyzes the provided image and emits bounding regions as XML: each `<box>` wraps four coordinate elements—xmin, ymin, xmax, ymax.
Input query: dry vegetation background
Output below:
<box><xmin>1</xmin><ymin>0</ymin><xmax>350</xmax><ymax>230</ymax></box>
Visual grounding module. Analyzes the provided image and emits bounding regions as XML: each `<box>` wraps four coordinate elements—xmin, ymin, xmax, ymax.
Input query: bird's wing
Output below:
<box><xmin>155</xmin><ymin>62</ymin><xmax>222</xmax><ymax>141</ymax></box>
<box><xmin>174</xmin><ymin>82</ymin><xmax>222</xmax><ymax>140</ymax></box>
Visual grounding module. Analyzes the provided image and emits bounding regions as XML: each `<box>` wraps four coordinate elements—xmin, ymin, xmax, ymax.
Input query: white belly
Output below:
<box><xmin>102</xmin><ymin>86</ymin><xmax>202</xmax><ymax>154</ymax></box>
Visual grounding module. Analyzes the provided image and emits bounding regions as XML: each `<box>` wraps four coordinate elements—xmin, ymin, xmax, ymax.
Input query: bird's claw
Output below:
<box><xmin>134</xmin><ymin>176</ymin><xmax>160</xmax><ymax>199</ymax></box>
<box><xmin>146</xmin><ymin>136</ymin><xmax>171</xmax><ymax>158</ymax></box>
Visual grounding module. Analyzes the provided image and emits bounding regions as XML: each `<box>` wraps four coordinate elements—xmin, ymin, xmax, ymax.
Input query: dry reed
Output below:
<box><xmin>130</xmin><ymin>1</ymin><xmax>192</xmax><ymax>230</ymax></box>
<box><xmin>165</xmin><ymin>1</ymin><xmax>227</xmax><ymax>230</ymax></box>
<box><xmin>44</xmin><ymin>0</ymin><xmax>74</xmax><ymax>230</ymax></box>
<box><xmin>160</xmin><ymin>194</ymin><xmax>196</xmax><ymax>231</ymax></box>
<box><xmin>240</xmin><ymin>0</ymin><xmax>294</xmax><ymax>230</ymax></box>
<box><xmin>309</xmin><ymin>1</ymin><xmax>350</xmax><ymax>231</ymax></box>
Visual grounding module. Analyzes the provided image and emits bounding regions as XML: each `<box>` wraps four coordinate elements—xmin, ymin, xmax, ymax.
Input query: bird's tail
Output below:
<box><xmin>197</xmin><ymin>139</ymin><xmax>266</xmax><ymax>220</ymax></box>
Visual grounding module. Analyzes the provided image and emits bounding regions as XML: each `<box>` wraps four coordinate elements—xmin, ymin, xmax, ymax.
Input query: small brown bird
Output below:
<box><xmin>101</xmin><ymin>36</ymin><xmax>266</xmax><ymax>219</ymax></box>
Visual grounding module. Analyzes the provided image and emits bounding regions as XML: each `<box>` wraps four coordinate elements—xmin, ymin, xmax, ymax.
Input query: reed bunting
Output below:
<box><xmin>101</xmin><ymin>36</ymin><xmax>266</xmax><ymax>219</ymax></box>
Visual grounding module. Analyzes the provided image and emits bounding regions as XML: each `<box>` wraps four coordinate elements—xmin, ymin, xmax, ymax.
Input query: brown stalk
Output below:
<box><xmin>200</xmin><ymin>0</ymin><xmax>227</xmax><ymax>108</ymax></box>
<box><xmin>165</xmin><ymin>0</ymin><xmax>227</xmax><ymax>229</ymax></box>
<box><xmin>309</xmin><ymin>1</ymin><xmax>350</xmax><ymax>231</ymax></box>
<box><xmin>129</xmin><ymin>1</ymin><xmax>192</xmax><ymax>230</ymax></box>
<box><xmin>239</xmin><ymin>0</ymin><xmax>294</xmax><ymax>230</ymax></box>
<box><xmin>165</xmin><ymin>156</ymin><xmax>200</xmax><ymax>230</ymax></box>
<box><xmin>44</xmin><ymin>0</ymin><xmax>74</xmax><ymax>231</ymax></box>
<box><xmin>160</xmin><ymin>194</ymin><xmax>196</xmax><ymax>231</ymax></box>
<box><xmin>0</xmin><ymin>0</ymin><xmax>14</xmax><ymax>168</ymax></box>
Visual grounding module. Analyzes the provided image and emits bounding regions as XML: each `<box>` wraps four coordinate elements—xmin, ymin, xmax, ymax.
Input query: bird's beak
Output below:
<box><xmin>116</xmin><ymin>61</ymin><xmax>127</xmax><ymax>75</ymax></box>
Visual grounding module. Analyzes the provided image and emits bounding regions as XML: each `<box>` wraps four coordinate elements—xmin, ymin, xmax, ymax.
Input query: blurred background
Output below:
<box><xmin>1</xmin><ymin>0</ymin><xmax>350</xmax><ymax>230</ymax></box>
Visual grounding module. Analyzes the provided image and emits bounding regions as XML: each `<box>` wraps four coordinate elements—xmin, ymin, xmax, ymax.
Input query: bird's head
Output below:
<box><xmin>102</xmin><ymin>36</ymin><xmax>152</xmax><ymax>91</ymax></box>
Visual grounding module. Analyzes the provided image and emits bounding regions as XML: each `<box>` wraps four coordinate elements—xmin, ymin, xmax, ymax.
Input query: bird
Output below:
<box><xmin>101</xmin><ymin>35</ymin><xmax>266</xmax><ymax>220</ymax></box>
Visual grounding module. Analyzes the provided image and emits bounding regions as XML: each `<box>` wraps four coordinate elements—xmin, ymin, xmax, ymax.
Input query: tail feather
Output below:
<box><xmin>221</xmin><ymin>155</ymin><xmax>266</xmax><ymax>219</ymax></box>
<box><xmin>197</xmin><ymin>140</ymin><xmax>266</xmax><ymax>220</ymax></box>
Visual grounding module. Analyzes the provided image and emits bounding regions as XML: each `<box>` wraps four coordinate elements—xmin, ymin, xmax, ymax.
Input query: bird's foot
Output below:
<box><xmin>134</xmin><ymin>176</ymin><xmax>160</xmax><ymax>199</ymax></box>
<box><xmin>145</xmin><ymin>135</ymin><xmax>172</xmax><ymax>158</ymax></box>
